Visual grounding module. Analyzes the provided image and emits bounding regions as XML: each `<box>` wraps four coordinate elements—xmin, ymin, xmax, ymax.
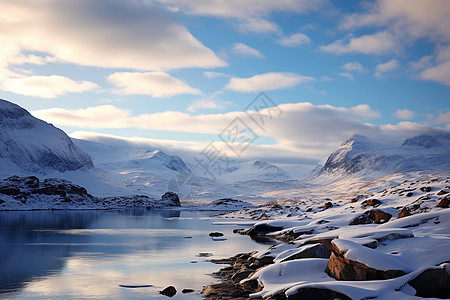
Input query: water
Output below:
<box><xmin>0</xmin><ymin>209</ymin><xmax>274</xmax><ymax>299</ymax></box>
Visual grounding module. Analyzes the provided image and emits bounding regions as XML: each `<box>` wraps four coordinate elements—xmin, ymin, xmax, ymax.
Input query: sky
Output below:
<box><xmin>0</xmin><ymin>0</ymin><xmax>449</xmax><ymax>168</ymax></box>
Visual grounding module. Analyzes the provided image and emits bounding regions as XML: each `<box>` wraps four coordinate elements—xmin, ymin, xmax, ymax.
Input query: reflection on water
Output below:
<box><xmin>0</xmin><ymin>209</ymin><xmax>273</xmax><ymax>299</ymax></box>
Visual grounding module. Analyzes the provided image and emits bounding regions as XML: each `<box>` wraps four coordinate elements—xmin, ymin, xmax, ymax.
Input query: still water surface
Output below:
<box><xmin>0</xmin><ymin>209</ymin><xmax>273</xmax><ymax>299</ymax></box>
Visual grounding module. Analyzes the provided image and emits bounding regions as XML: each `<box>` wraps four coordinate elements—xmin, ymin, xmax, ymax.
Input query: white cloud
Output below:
<box><xmin>320</xmin><ymin>32</ymin><xmax>399</xmax><ymax>55</ymax></box>
<box><xmin>232</xmin><ymin>43</ymin><xmax>264</xmax><ymax>58</ymax></box>
<box><xmin>375</xmin><ymin>59</ymin><xmax>399</xmax><ymax>78</ymax></box>
<box><xmin>156</xmin><ymin>0</ymin><xmax>325</xmax><ymax>19</ymax></box>
<box><xmin>341</xmin><ymin>0</ymin><xmax>450</xmax><ymax>42</ymax></box>
<box><xmin>235</xmin><ymin>18</ymin><xmax>281</xmax><ymax>34</ymax></box>
<box><xmin>339</xmin><ymin>72</ymin><xmax>354</xmax><ymax>80</ymax></box>
<box><xmin>187</xmin><ymin>98</ymin><xmax>230</xmax><ymax>112</ymax></box>
<box><xmin>0</xmin><ymin>0</ymin><xmax>225</xmax><ymax>72</ymax></box>
<box><xmin>394</xmin><ymin>109</ymin><xmax>415</xmax><ymax>120</ymax></box>
<box><xmin>277</xmin><ymin>32</ymin><xmax>311</xmax><ymax>47</ymax></box>
<box><xmin>33</xmin><ymin>102</ymin><xmax>393</xmax><ymax>162</ymax></box>
<box><xmin>351</xmin><ymin>104</ymin><xmax>380</xmax><ymax>119</ymax></box>
<box><xmin>203</xmin><ymin>72</ymin><xmax>228</xmax><ymax>79</ymax></box>
<box><xmin>2</xmin><ymin>75</ymin><xmax>97</xmax><ymax>98</ymax></box>
<box><xmin>435</xmin><ymin>111</ymin><xmax>450</xmax><ymax>124</ymax></box>
<box><xmin>341</xmin><ymin>62</ymin><xmax>364</xmax><ymax>72</ymax></box>
<box><xmin>225</xmin><ymin>72</ymin><xmax>315</xmax><ymax>93</ymax></box>
<box><xmin>107</xmin><ymin>72</ymin><xmax>201</xmax><ymax>98</ymax></box>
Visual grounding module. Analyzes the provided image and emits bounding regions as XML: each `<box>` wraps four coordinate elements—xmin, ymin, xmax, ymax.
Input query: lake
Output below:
<box><xmin>0</xmin><ymin>209</ymin><xmax>274</xmax><ymax>299</ymax></box>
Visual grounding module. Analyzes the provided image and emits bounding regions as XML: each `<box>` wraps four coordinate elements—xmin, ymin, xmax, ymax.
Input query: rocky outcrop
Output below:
<box><xmin>160</xmin><ymin>192</ymin><xmax>180</xmax><ymax>207</ymax></box>
<box><xmin>437</xmin><ymin>196</ymin><xmax>449</xmax><ymax>208</ymax></box>
<box><xmin>349</xmin><ymin>209</ymin><xmax>392</xmax><ymax>225</ymax></box>
<box><xmin>408</xmin><ymin>264</ymin><xmax>450</xmax><ymax>298</ymax></box>
<box><xmin>281</xmin><ymin>243</ymin><xmax>331</xmax><ymax>262</ymax></box>
<box><xmin>325</xmin><ymin>241</ymin><xmax>405</xmax><ymax>281</ymax></box>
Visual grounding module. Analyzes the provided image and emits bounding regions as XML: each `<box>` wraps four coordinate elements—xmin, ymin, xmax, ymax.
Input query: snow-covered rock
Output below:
<box><xmin>0</xmin><ymin>99</ymin><xmax>94</xmax><ymax>175</ymax></box>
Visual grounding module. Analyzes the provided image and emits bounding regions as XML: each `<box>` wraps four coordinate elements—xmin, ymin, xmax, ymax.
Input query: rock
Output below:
<box><xmin>281</xmin><ymin>243</ymin><xmax>331</xmax><ymax>262</ymax></box>
<box><xmin>248</xmin><ymin>256</ymin><xmax>274</xmax><ymax>269</ymax></box>
<box><xmin>350</xmin><ymin>209</ymin><xmax>392</xmax><ymax>225</ymax></box>
<box><xmin>198</xmin><ymin>252</ymin><xmax>213</xmax><ymax>257</ymax></box>
<box><xmin>350</xmin><ymin>198</ymin><xmax>358</xmax><ymax>203</ymax></box>
<box><xmin>437</xmin><ymin>197</ymin><xmax>450</xmax><ymax>208</ymax></box>
<box><xmin>161</xmin><ymin>192</ymin><xmax>180</xmax><ymax>206</ymax></box>
<box><xmin>420</xmin><ymin>186</ymin><xmax>432</xmax><ymax>192</ymax></box>
<box><xmin>209</xmin><ymin>232</ymin><xmax>224</xmax><ymax>237</ymax></box>
<box><xmin>437</xmin><ymin>190</ymin><xmax>449</xmax><ymax>195</ymax></box>
<box><xmin>0</xmin><ymin>187</ymin><xmax>21</xmax><ymax>196</ymax></box>
<box><xmin>181</xmin><ymin>289</ymin><xmax>194</xmax><ymax>293</ymax></box>
<box><xmin>231</xmin><ymin>270</ymin><xmax>254</xmax><ymax>283</ymax></box>
<box><xmin>202</xmin><ymin>283</ymin><xmax>248</xmax><ymax>299</ymax></box>
<box><xmin>406</xmin><ymin>192</ymin><xmax>414</xmax><ymax>197</ymax></box>
<box><xmin>361</xmin><ymin>199</ymin><xmax>381</xmax><ymax>207</ymax></box>
<box><xmin>397</xmin><ymin>203</ymin><xmax>422</xmax><ymax>219</ymax></box>
<box><xmin>323</xmin><ymin>202</ymin><xmax>333</xmax><ymax>209</ymax></box>
<box><xmin>325</xmin><ymin>241</ymin><xmax>405</xmax><ymax>281</ymax></box>
<box><xmin>159</xmin><ymin>286</ymin><xmax>177</xmax><ymax>297</ymax></box>
<box><xmin>243</xmin><ymin>224</ymin><xmax>284</xmax><ymax>237</ymax></box>
<box><xmin>408</xmin><ymin>264</ymin><xmax>450</xmax><ymax>298</ymax></box>
<box><xmin>287</xmin><ymin>287</ymin><xmax>352</xmax><ymax>300</ymax></box>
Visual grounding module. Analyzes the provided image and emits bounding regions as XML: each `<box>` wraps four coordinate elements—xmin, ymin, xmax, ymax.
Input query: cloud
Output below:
<box><xmin>435</xmin><ymin>111</ymin><xmax>450</xmax><ymax>124</ymax></box>
<box><xmin>187</xmin><ymin>93</ymin><xmax>230</xmax><ymax>112</ymax></box>
<box><xmin>320</xmin><ymin>32</ymin><xmax>399</xmax><ymax>55</ymax></box>
<box><xmin>340</xmin><ymin>0</ymin><xmax>450</xmax><ymax>42</ymax></box>
<box><xmin>375</xmin><ymin>59</ymin><xmax>399</xmax><ymax>78</ymax></box>
<box><xmin>156</xmin><ymin>0</ymin><xmax>326</xmax><ymax>19</ymax></box>
<box><xmin>277</xmin><ymin>32</ymin><xmax>311</xmax><ymax>47</ymax></box>
<box><xmin>225</xmin><ymin>72</ymin><xmax>315</xmax><ymax>93</ymax></box>
<box><xmin>341</xmin><ymin>62</ymin><xmax>364</xmax><ymax>72</ymax></box>
<box><xmin>339</xmin><ymin>72</ymin><xmax>354</xmax><ymax>80</ymax></box>
<box><xmin>203</xmin><ymin>72</ymin><xmax>228</xmax><ymax>79</ymax></box>
<box><xmin>232</xmin><ymin>43</ymin><xmax>264</xmax><ymax>58</ymax></box>
<box><xmin>0</xmin><ymin>0</ymin><xmax>225</xmax><ymax>71</ymax></box>
<box><xmin>419</xmin><ymin>46</ymin><xmax>450</xmax><ymax>86</ymax></box>
<box><xmin>235</xmin><ymin>18</ymin><xmax>281</xmax><ymax>34</ymax></box>
<box><xmin>2</xmin><ymin>75</ymin><xmax>97</xmax><ymax>98</ymax></box>
<box><xmin>107</xmin><ymin>72</ymin><xmax>201</xmax><ymax>97</ymax></box>
<box><xmin>394</xmin><ymin>109</ymin><xmax>415</xmax><ymax>120</ymax></box>
<box><xmin>33</xmin><ymin>102</ymin><xmax>397</xmax><ymax>162</ymax></box>
<box><xmin>351</xmin><ymin>104</ymin><xmax>380</xmax><ymax>119</ymax></box>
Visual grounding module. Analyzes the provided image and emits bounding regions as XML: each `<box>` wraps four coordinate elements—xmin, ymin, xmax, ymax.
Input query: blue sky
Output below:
<box><xmin>0</xmin><ymin>0</ymin><xmax>449</xmax><ymax>165</ymax></box>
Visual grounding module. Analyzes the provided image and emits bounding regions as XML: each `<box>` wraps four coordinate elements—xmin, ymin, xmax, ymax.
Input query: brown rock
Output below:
<box><xmin>349</xmin><ymin>209</ymin><xmax>392</xmax><ymax>225</ymax></box>
<box><xmin>323</xmin><ymin>202</ymin><xmax>333</xmax><ymax>209</ymax></box>
<box><xmin>361</xmin><ymin>199</ymin><xmax>382</xmax><ymax>207</ymax></box>
<box><xmin>437</xmin><ymin>197</ymin><xmax>450</xmax><ymax>208</ymax></box>
<box><xmin>231</xmin><ymin>270</ymin><xmax>254</xmax><ymax>283</ymax></box>
<box><xmin>350</xmin><ymin>198</ymin><xmax>358</xmax><ymax>203</ymax></box>
<box><xmin>202</xmin><ymin>283</ymin><xmax>248</xmax><ymax>299</ymax></box>
<box><xmin>437</xmin><ymin>190</ymin><xmax>449</xmax><ymax>195</ymax></box>
<box><xmin>325</xmin><ymin>242</ymin><xmax>405</xmax><ymax>281</ymax></box>
<box><xmin>408</xmin><ymin>265</ymin><xmax>450</xmax><ymax>298</ymax></box>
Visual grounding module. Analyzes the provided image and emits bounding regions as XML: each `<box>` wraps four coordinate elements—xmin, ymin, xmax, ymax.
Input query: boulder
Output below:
<box><xmin>202</xmin><ymin>282</ymin><xmax>248</xmax><ymax>299</ymax></box>
<box><xmin>420</xmin><ymin>186</ymin><xmax>432</xmax><ymax>192</ymax></box>
<box><xmin>244</xmin><ymin>224</ymin><xmax>283</xmax><ymax>237</ymax></box>
<box><xmin>437</xmin><ymin>197</ymin><xmax>450</xmax><ymax>208</ymax></box>
<box><xmin>161</xmin><ymin>192</ymin><xmax>180</xmax><ymax>207</ymax></box>
<box><xmin>361</xmin><ymin>199</ymin><xmax>381</xmax><ymax>207</ymax></box>
<box><xmin>159</xmin><ymin>286</ymin><xmax>177</xmax><ymax>297</ymax></box>
<box><xmin>408</xmin><ymin>264</ymin><xmax>450</xmax><ymax>298</ymax></box>
<box><xmin>209</xmin><ymin>232</ymin><xmax>224</xmax><ymax>237</ymax></box>
<box><xmin>325</xmin><ymin>241</ymin><xmax>405</xmax><ymax>281</ymax></box>
<box><xmin>281</xmin><ymin>243</ymin><xmax>331</xmax><ymax>262</ymax></box>
<box><xmin>323</xmin><ymin>202</ymin><xmax>333</xmax><ymax>209</ymax></box>
<box><xmin>437</xmin><ymin>190</ymin><xmax>449</xmax><ymax>195</ymax></box>
<box><xmin>350</xmin><ymin>209</ymin><xmax>392</xmax><ymax>225</ymax></box>
<box><xmin>181</xmin><ymin>289</ymin><xmax>194</xmax><ymax>293</ymax></box>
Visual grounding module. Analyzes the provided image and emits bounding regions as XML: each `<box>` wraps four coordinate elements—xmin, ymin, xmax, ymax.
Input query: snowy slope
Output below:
<box><xmin>0</xmin><ymin>99</ymin><xmax>94</xmax><ymax>176</ymax></box>
<box><xmin>217</xmin><ymin>160</ymin><xmax>290</xmax><ymax>183</ymax></box>
<box><xmin>313</xmin><ymin>133</ymin><xmax>450</xmax><ymax>180</ymax></box>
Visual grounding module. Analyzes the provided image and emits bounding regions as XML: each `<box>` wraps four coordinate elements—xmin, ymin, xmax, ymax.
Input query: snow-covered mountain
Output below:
<box><xmin>313</xmin><ymin>133</ymin><xmax>450</xmax><ymax>180</ymax></box>
<box><xmin>216</xmin><ymin>160</ymin><xmax>290</xmax><ymax>183</ymax></box>
<box><xmin>0</xmin><ymin>99</ymin><xmax>93</xmax><ymax>176</ymax></box>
